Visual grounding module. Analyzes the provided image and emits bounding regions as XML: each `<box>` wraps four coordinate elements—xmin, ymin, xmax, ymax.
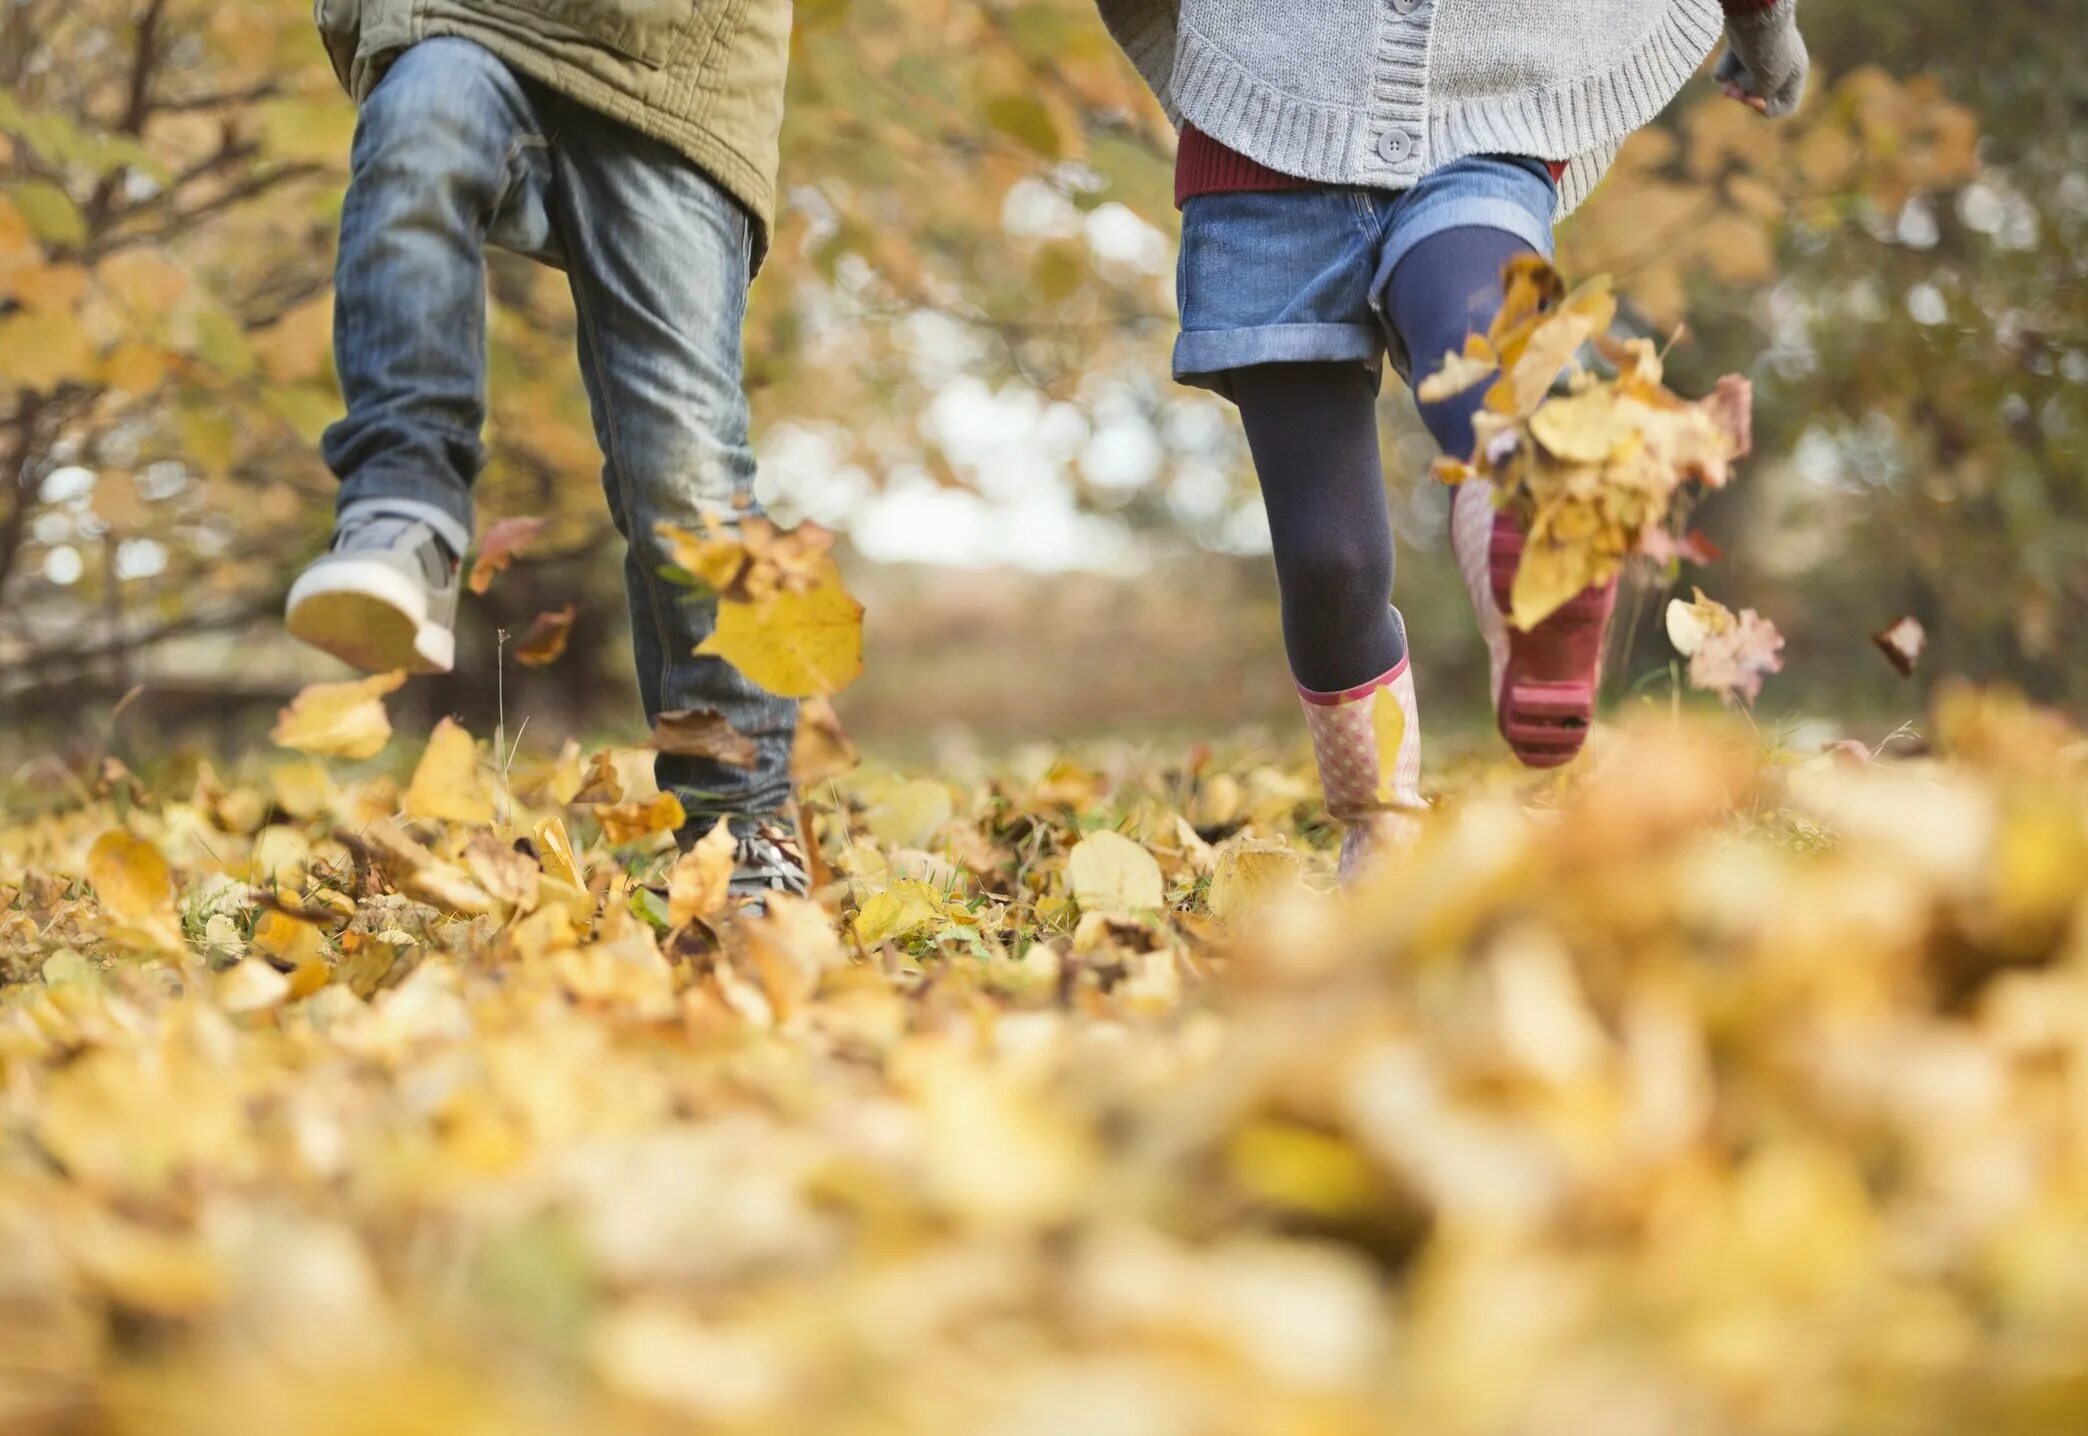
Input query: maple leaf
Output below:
<box><xmin>467</xmin><ymin>515</ymin><xmax>548</xmax><ymax>595</ymax></box>
<box><xmin>1666</xmin><ymin>589</ymin><xmax>1786</xmax><ymax>705</ymax></box>
<box><xmin>695</xmin><ymin>556</ymin><xmax>865</xmax><ymax>699</ymax></box>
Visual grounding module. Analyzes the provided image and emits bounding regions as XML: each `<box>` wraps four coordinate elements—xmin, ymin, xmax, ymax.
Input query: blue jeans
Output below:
<box><xmin>322</xmin><ymin>37</ymin><xmax>796</xmax><ymax>829</ymax></box>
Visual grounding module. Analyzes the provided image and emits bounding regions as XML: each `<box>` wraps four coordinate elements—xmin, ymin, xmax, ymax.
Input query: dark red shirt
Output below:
<box><xmin>1174</xmin><ymin>125</ymin><xmax>1567</xmax><ymax>208</ymax></box>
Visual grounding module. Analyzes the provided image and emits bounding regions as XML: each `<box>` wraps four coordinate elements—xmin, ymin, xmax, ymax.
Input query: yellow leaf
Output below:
<box><xmin>102</xmin><ymin>340</ymin><xmax>168</xmax><ymax>394</ymax></box>
<box><xmin>790</xmin><ymin>694</ymin><xmax>859</xmax><ymax>787</ymax></box>
<box><xmin>1414</xmin><ymin>334</ymin><xmax>1498</xmax><ymax>405</ymax></box>
<box><xmin>250</xmin><ymin>296</ymin><xmax>333</xmax><ymax>383</ymax></box>
<box><xmin>984</xmin><ymin>93</ymin><xmax>1061</xmax><ymax>158</ymax></box>
<box><xmin>217</xmin><ymin>956</ymin><xmax>292</xmax><ymax>1013</ymax></box>
<box><xmin>851</xmin><ymin>880</ymin><xmax>948</xmax><ymax>949</ymax></box>
<box><xmin>534</xmin><ymin>816</ymin><xmax>583</xmax><ymax>886</ymax></box>
<box><xmin>251</xmin><ymin>910</ymin><xmax>324</xmax><ymax>968</ymax></box>
<box><xmin>270</xmin><ymin>671</ymin><xmax>406</xmax><ymax>760</ymax></box>
<box><xmin>465</xmin><ymin>829</ymin><xmax>541</xmax><ymax>911</ymax></box>
<box><xmin>696</xmin><ymin>556</ymin><xmax>864</xmax><ymax>699</ymax></box>
<box><xmin>1529</xmin><ymin>391</ymin><xmax>1627</xmax><ymax>463</ymax></box>
<box><xmin>1066</xmin><ymin>830</ymin><xmax>1164</xmax><ymax>913</ymax></box>
<box><xmin>11</xmin><ymin>261</ymin><xmax>89</xmax><ymax>313</ymax></box>
<box><xmin>1489</xmin><ymin>278</ymin><xmax>1616</xmax><ymax>417</ymax></box>
<box><xmin>657</xmin><ymin>519</ymin><xmax>749</xmax><ymax>593</ymax></box>
<box><xmin>403</xmin><ymin>717</ymin><xmax>495</xmax><ymax>825</ymax></box>
<box><xmin>668</xmin><ymin>817</ymin><xmax>736</xmax><ymax>926</ymax></box>
<box><xmin>1207</xmin><ymin>841</ymin><xmax>1305</xmax><ymax>922</ymax></box>
<box><xmin>864</xmin><ymin>779</ymin><xmax>953</xmax><ymax>850</ymax></box>
<box><xmin>86</xmin><ymin>829</ymin><xmax>172</xmax><ymax>918</ymax></box>
<box><xmin>1509</xmin><ymin>534</ymin><xmax>1601</xmax><ymax>632</ymax></box>
<box><xmin>95</xmin><ymin>249</ymin><xmax>189</xmax><ymax>319</ymax></box>
<box><xmin>0</xmin><ymin>309</ymin><xmax>99</xmax><ymax>390</ymax></box>
<box><xmin>597</xmin><ymin>791</ymin><xmax>686</xmax><ymax>845</ymax></box>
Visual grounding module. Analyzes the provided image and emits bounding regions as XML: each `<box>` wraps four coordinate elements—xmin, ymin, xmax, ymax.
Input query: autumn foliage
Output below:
<box><xmin>6</xmin><ymin>676</ymin><xmax>2088</xmax><ymax>1433</ymax></box>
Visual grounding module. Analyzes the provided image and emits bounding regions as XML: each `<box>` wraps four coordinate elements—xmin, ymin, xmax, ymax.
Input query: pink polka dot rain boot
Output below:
<box><xmin>1297</xmin><ymin>616</ymin><xmax>1427</xmax><ymax>884</ymax></box>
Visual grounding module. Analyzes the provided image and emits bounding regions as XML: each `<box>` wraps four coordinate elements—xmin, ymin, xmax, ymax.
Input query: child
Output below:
<box><xmin>1096</xmin><ymin>0</ymin><xmax>1808</xmax><ymax>878</ymax></box>
<box><xmin>283</xmin><ymin>3</ymin><xmax>807</xmax><ymax>899</ymax></box>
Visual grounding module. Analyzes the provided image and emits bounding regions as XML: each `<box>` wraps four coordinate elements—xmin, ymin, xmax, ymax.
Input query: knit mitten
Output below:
<box><xmin>1298</xmin><ymin>627</ymin><xmax>1426</xmax><ymax>884</ymax></box>
<box><xmin>1715</xmin><ymin>0</ymin><xmax>1809</xmax><ymax>118</ymax></box>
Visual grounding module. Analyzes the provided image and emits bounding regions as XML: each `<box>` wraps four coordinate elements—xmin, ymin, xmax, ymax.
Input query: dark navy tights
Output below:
<box><xmin>1232</xmin><ymin>226</ymin><xmax>1534</xmax><ymax>693</ymax></box>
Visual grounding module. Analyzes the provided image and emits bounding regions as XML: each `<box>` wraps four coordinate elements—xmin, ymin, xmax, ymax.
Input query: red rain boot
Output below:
<box><xmin>1451</xmin><ymin>478</ymin><xmax>1616</xmax><ymax>768</ymax></box>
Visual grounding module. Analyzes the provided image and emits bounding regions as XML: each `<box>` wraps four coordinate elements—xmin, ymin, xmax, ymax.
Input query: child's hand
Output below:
<box><xmin>1714</xmin><ymin>3</ymin><xmax>1809</xmax><ymax>119</ymax></box>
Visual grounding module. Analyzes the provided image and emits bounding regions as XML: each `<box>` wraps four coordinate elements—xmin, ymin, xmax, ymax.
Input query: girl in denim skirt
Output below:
<box><xmin>1097</xmin><ymin>0</ymin><xmax>1809</xmax><ymax>878</ymax></box>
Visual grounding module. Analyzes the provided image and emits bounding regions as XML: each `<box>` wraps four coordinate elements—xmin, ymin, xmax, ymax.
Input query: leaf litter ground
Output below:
<box><xmin>3</xmin><ymin>682</ymin><xmax>2087</xmax><ymax>1436</ymax></box>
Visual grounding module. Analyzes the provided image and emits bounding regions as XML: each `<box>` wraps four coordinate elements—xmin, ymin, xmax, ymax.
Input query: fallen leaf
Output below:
<box><xmin>86</xmin><ymin>830</ymin><xmax>171</xmax><ymax>919</ymax></box>
<box><xmin>790</xmin><ymin>695</ymin><xmax>859</xmax><ymax>787</ymax></box>
<box><xmin>696</xmin><ymin>556</ymin><xmax>865</xmax><ymax>699</ymax></box>
<box><xmin>1668</xmin><ymin>590</ymin><xmax>1785</xmax><ymax>705</ymax></box>
<box><xmin>1415</xmin><ymin>334</ymin><xmax>1499</xmax><ymax>405</ymax></box>
<box><xmin>1067</xmin><ymin>830</ymin><xmax>1164</xmax><ymax>913</ymax></box>
<box><xmin>1529</xmin><ymin>390</ymin><xmax>1627</xmax><ymax>463</ymax></box>
<box><xmin>465</xmin><ymin>830</ymin><xmax>541</xmax><ymax>911</ymax></box>
<box><xmin>668</xmin><ymin>818</ymin><xmax>736</xmax><ymax>926</ymax></box>
<box><xmin>514</xmin><ymin>605</ymin><xmax>576</xmax><ymax>667</ymax></box>
<box><xmin>403</xmin><ymin>717</ymin><xmax>494</xmax><ymax>825</ymax></box>
<box><xmin>572</xmin><ymin>750</ymin><xmax>625</xmax><ymax>806</ymax></box>
<box><xmin>217</xmin><ymin>956</ymin><xmax>292</xmax><ymax>1013</ymax></box>
<box><xmin>650</xmin><ymin>707</ymin><xmax>758</xmax><ymax>768</ymax></box>
<box><xmin>270</xmin><ymin>671</ymin><xmax>406</xmax><ymax>760</ymax></box>
<box><xmin>865</xmin><ymin>780</ymin><xmax>953</xmax><ymax>850</ymax></box>
<box><xmin>1873</xmin><ymin>615</ymin><xmax>1927</xmax><ymax>678</ymax></box>
<box><xmin>597</xmin><ymin>792</ymin><xmax>687</xmax><ymax>845</ymax></box>
<box><xmin>467</xmin><ymin>515</ymin><xmax>548</xmax><ymax>595</ymax></box>
<box><xmin>534</xmin><ymin>816</ymin><xmax>583</xmax><ymax>887</ymax></box>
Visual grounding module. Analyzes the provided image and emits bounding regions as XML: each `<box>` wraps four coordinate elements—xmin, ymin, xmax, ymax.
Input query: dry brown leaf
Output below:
<box><xmin>650</xmin><ymin>707</ymin><xmax>758</xmax><ymax>768</ymax></box>
<box><xmin>467</xmin><ymin>515</ymin><xmax>548</xmax><ymax>595</ymax></box>
<box><xmin>513</xmin><ymin>604</ymin><xmax>576</xmax><ymax>667</ymax></box>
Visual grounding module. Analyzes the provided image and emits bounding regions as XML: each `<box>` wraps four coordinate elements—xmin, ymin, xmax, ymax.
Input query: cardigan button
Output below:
<box><xmin>1376</xmin><ymin>128</ymin><xmax>1413</xmax><ymax>165</ymax></box>
<box><xmin>1391</xmin><ymin>0</ymin><xmax>1420</xmax><ymax>12</ymax></box>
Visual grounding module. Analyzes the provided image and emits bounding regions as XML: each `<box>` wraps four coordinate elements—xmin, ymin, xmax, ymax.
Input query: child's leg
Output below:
<box><xmin>1232</xmin><ymin>360</ymin><xmax>1423</xmax><ymax>881</ymax></box>
<box><xmin>323</xmin><ymin>37</ymin><xmax>545</xmax><ymax>541</ymax></box>
<box><xmin>1387</xmin><ymin>225</ymin><xmax>1618</xmax><ymax>768</ymax></box>
<box><xmin>1231</xmin><ymin>361</ymin><xmax>1404</xmax><ymax>693</ymax></box>
<box><xmin>1383</xmin><ymin>227</ymin><xmax>1532</xmax><ymax>460</ymax></box>
<box><xmin>541</xmin><ymin>101</ymin><xmax>799</xmax><ymax>846</ymax></box>
<box><xmin>291</xmin><ymin>39</ymin><xmax>546</xmax><ymax>672</ymax></box>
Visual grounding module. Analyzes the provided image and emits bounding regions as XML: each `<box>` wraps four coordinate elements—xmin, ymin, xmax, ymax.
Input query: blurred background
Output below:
<box><xmin>0</xmin><ymin>0</ymin><xmax>2081</xmax><ymax>769</ymax></box>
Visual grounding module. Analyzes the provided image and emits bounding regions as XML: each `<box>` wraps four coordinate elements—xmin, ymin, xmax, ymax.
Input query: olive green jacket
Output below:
<box><xmin>315</xmin><ymin>0</ymin><xmax>791</xmax><ymax>251</ymax></box>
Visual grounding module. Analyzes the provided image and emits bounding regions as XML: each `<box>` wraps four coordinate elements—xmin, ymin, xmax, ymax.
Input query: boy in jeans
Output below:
<box><xmin>286</xmin><ymin>2</ymin><xmax>805</xmax><ymax>898</ymax></box>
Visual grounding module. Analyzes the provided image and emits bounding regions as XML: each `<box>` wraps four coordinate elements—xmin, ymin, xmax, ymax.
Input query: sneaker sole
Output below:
<box><xmin>285</xmin><ymin>559</ymin><xmax>455</xmax><ymax>675</ymax></box>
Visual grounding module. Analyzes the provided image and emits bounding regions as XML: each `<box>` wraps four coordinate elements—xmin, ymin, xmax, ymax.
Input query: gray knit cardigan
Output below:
<box><xmin>1097</xmin><ymin>0</ymin><xmax>1730</xmax><ymax>214</ymax></box>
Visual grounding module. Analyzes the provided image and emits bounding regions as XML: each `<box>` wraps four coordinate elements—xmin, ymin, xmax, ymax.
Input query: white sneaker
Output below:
<box><xmin>285</xmin><ymin>499</ymin><xmax>466</xmax><ymax>674</ymax></box>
